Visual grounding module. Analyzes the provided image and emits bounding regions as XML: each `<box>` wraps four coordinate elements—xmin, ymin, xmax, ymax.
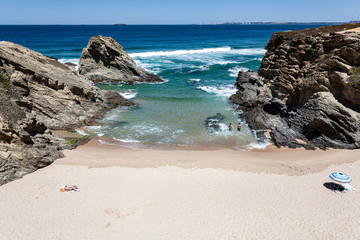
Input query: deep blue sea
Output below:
<box><xmin>0</xmin><ymin>24</ymin><xmax>327</xmax><ymax>149</ymax></box>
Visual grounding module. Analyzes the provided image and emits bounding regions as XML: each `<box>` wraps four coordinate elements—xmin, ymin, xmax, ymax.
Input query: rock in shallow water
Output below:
<box><xmin>205</xmin><ymin>113</ymin><xmax>225</xmax><ymax>131</ymax></box>
<box><xmin>78</xmin><ymin>35</ymin><xmax>163</xmax><ymax>84</ymax></box>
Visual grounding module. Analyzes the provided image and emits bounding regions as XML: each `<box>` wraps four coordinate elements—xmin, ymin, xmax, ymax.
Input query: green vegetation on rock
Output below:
<box><xmin>65</xmin><ymin>139</ymin><xmax>75</xmax><ymax>145</ymax></box>
<box><xmin>305</xmin><ymin>47</ymin><xmax>315</xmax><ymax>56</ymax></box>
<box><xmin>0</xmin><ymin>74</ymin><xmax>10</xmax><ymax>89</ymax></box>
<box><xmin>351</xmin><ymin>67</ymin><xmax>360</xmax><ymax>86</ymax></box>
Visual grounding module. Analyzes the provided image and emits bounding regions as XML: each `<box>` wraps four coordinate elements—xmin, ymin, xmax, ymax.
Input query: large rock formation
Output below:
<box><xmin>79</xmin><ymin>36</ymin><xmax>162</xmax><ymax>84</ymax></box>
<box><xmin>0</xmin><ymin>41</ymin><xmax>133</xmax><ymax>185</ymax></box>
<box><xmin>230</xmin><ymin>24</ymin><xmax>360</xmax><ymax>149</ymax></box>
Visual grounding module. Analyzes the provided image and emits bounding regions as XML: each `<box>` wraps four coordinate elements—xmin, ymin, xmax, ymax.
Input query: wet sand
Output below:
<box><xmin>57</xmin><ymin>138</ymin><xmax>360</xmax><ymax>175</ymax></box>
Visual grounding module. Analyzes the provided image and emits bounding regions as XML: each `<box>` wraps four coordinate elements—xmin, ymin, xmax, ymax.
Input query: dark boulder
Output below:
<box><xmin>205</xmin><ymin>113</ymin><xmax>224</xmax><ymax>131</ymax></box>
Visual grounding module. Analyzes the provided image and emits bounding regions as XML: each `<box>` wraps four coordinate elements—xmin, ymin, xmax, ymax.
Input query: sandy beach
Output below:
<box><xmin>0</xmin><ymin>139</ymin><xmax>360</xmax><ymax>240</ymax></box>
<box><xmin>1</xmin><ymin>1</ymin><xmax>360</xmax><ymax>239</ymax></box>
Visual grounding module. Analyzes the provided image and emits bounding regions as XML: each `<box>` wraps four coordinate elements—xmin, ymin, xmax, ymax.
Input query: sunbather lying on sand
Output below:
<box><xmin>60</xmin><ymin>185</ymin><xmax>80</xmax><ymax>192</ymax></box>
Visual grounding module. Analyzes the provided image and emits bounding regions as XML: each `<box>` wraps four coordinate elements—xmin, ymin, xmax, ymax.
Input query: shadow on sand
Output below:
<box><xmin>323</xmin><ymin>182</ymin><xmax>345</xmax><ymax>192</ymax></box>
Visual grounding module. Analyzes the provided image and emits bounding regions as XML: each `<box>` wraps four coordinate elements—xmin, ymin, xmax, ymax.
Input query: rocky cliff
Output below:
<box><xmin>79</xmin><ymin>36</ymin><xmax>162</xmax><ymax>84</ymax></box>
<box><xmin>0</xmin><ymin>41</ymin><xmax>133</xmax><ymax>185</ymax></box>
<box><xmin>230</xmin><ymin>24</ymin><xmax>360</xmax><ymax>149</ymax></box>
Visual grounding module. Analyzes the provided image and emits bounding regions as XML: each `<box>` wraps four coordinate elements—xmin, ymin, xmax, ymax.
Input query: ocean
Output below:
<box><xmin>0</xmin><ymin>24</ymin><xmax>326</xmax><ymax>150</ymax></box>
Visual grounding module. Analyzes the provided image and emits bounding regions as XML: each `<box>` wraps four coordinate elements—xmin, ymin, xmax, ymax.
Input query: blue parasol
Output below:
<box><xmin>329</xmin><ymin>172</ymin><xmax>352</xmax><ymax>183</ymax></box>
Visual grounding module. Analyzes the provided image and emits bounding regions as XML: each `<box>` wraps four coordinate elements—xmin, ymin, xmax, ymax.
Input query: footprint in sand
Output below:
<box><xmin>105</xmin><ymin>207</ymin><xmax>138</xmax><ymax>219</ymax></box>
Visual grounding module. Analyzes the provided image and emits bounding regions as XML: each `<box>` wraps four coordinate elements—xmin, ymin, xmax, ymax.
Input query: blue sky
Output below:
<box><xmin>1</xmin><ymin>0</ymin><xmax>359</xmax><ymax>24</ymax></box>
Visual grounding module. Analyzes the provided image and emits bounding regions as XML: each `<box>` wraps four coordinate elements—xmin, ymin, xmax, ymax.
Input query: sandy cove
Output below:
<box><xmin>0</xmin><ymin>139</ymin><xmax>360</xmax><ymax>240</ymax></box>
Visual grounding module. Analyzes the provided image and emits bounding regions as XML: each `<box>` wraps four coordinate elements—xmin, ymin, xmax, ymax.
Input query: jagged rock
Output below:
<box><xmin>230</xmin><ymin>24</ymin><xmax>360</xmax><ymax>149</ymax></box>
<box><xmin>205</xmin><ymin>113</ymin><xmax>224</xmax><ymax>130</ymax></box>
<box><xmin>79</xmin><ymin>35</ymin><xmax>162</xmax><ymax>84</ymax></box>
<box><xmin>0</xmin><ymin>41</ymin><xmax>133</xmax><ymax>185</ymax></box>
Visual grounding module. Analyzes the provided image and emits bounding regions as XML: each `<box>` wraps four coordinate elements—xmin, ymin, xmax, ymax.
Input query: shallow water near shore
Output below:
<box><xmin>0</xmin><ymin>24</ymin><xmax>327</xmax><ymax>149</ymax></box>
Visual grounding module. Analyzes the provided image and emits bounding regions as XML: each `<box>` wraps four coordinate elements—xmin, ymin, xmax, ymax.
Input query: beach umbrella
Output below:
<box><xmin>329</xmin><ymin>172</ymin><xmax>352</xmax><ymax>183</ymax></box>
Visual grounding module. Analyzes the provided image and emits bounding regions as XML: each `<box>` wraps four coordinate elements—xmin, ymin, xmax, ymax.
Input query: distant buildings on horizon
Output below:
<box><xmin>199</xmin><ymin>21</ymin><xmax>348</xmax><ymax>25</ymax></box>
<box><xmin>47</xmin><ymin>21</ymin><xmax>360</xmax><ymax>26</ymax></box>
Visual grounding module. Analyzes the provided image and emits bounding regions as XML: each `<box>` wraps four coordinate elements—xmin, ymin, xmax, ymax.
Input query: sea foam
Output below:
<box><xmin>113</xmin><ymin>138</ymin><xmax>141</xmax><ymax>143</ymax></box>
<box><xmin>228</xmin><ymin>66</ymin><xmax>250</xmax><ymax>77</ymax></box>
<box><xmin>75</xmin><ymin>129</ymin><xmax>89</xmax><ymax>136</ymax></box>
<box><xmin>118</xmin><ymin>90</ymin><xmax>137</xmax><ymax>99</ymax></box>
<box><xmin>247</xmin><ymin>141</ymin><xmax>271</xmax><ymax>150</ymax></box>
<box><xmin>129</xmin><ymin>47</ymin><xmax>266</xmax><ymax>58</ymax></box>
<box><xmin>197</xmin><ymin>85</ymin><xmax>237</xmax><ymax>97</ymax></box>
<box><xmin>129</xmin><ymin>47</ymin><xmax>231</xmax><ymax>58</ymax></box>
<box><xmin>189</xmin><ymin>78</ymin><xmax>201</xmax><ymax>82</ymax></box>
<box><xmin>58</xmin><ymin>58</ymin><xmax>79</xmax><ymax>70</ymax></box>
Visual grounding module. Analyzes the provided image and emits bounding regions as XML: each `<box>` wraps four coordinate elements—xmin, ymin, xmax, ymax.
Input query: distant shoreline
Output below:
<box><xmin>200</xmin><ymin>21</ymin><xmax>347</xmax><ymax>25</ymax></box>
<box><xmin>0</xmin><ymin>22</ymin><xmax>349</xmax><ymax>26</ymax></box>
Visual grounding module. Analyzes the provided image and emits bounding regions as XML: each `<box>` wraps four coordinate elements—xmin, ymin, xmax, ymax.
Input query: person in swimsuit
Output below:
<box><xmin>237</xmin><ymin>123</ymin><xmax>241</xmax><ymax>131</ymax></box>
<box><xmin>229</xmin><ymin>123</ymin><xmax>232</xmax><ymax>131</ymax></box>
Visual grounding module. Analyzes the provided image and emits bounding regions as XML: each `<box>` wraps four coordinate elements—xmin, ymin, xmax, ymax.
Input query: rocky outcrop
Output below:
<box><xmin>79</xmin><ymin>36</ymin><xmax>162</xmax><ymax>84</ymax></box>
<box><xmin>205</xmin><ymin>113</ymin><xmax>224</xmax><ymax>131</ymax></box>
<box><xmin>230</xmin><ymin>24</ymin><xmax>360</xmax><ymax>149</ymax></box>
<box><xmin>0</xmin><ymin>41</ymin><xmax>133</xmax><ymax>185</ymax></box>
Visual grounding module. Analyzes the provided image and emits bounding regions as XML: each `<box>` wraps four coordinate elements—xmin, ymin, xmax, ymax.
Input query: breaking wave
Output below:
<box><xmin>129</xmin><ymin>47</ymin><xmax>266</xmax><ymax>58</ymax></box>
<box><xmin>58</xmin><ymin>58</ymin><xmax>79</xmax><ymax>70</ymax></box>
<box><xmin>197</xmin><ymin>85</ymin><xmax>237</xmax><ymax>97</ymax></box>
<box><xmin>228</xmin><ymin>66</ymin><xmax>250</xmax><ymax>77</ymax></box>
<box><xmin>118</xmin><ymin>90</ymin><xmax>138</xmax><ymax>99</ymax></box>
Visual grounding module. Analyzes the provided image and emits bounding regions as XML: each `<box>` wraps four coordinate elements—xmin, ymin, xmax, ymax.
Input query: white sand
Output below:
<box><xmin>0</xmin><ymin>140</ymin><xmax>360</xmax><ymax>240</ymax></box>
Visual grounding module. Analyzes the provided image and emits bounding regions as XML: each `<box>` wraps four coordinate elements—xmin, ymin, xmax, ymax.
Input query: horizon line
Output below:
<box><xmin>0</xmin><ymin>21</ymin><xmax>349</xmax><ymax>26</ymax></box>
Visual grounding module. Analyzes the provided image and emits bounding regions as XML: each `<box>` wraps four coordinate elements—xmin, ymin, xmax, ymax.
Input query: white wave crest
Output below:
<box><xmin>118</xmin><ymin>91</ymin><xmax>137</xmax><ymax>99</ymax></box>
<box><xmin>86</xmin><ymin>125</ymin><xmax>105</xmax><ymax>137</ymax></box>
<box><xmin>113</xmin><ymin>138</ymin><xmax>141</xmax><ymax>143</ymax></box>
<box><xmin>133</xmin><ymin>60</ymin><xmax>162</xmax><ymax>74</ymax></box>
<box><xmin>87</xmin><ymin>125</ymin><xmax>102</xmax><ymax>131</ymax></box>
<box><xmin>228</xmin><ymin>66</ymin><xmax>250</xmax><ymax>77</ymax></box>
<box><xmin>135</xmin><ymin>125</ymin><xmax>164</xmax><ymax>134</ymax></box>
<box><xmin>231</xmin><ymin>48</ymin><xmax>266</xmax><ymax>55</ymax></box>
<box><xmin>58</xmin><ymin>58</ymin><xmax>79</xmax><ymax>70</ymax></box>
<box><xmin>188</xmin><ymin>65</ymin><xmax>209</xmax><ymax>73</ymax></box>
<box><xmin>247</xmin><ymin>141</ymin><xmax>271</xmax><ymax>150</ymax></box>
<box><xmin>75</xmin><ymin>129</ymin><xmax>89</xmax><ymax>136</ymax></box>
<box><xmin>129</xmin><ymin>47</ymin><xmax>231</xmax><ymax>58</ymax></box>
<box><xmin>218</xmin><ymin>123</ymin><xmax>229</xmax><ymax>132</ymax></box>
<box><xmin>189</xmin><ymin>78</ymin><xmax>201</xmax><ymax>82</ymax></box>
<box><xmin>129</xmin><ymin>47</ymin><xmax>266</xmax><ymax>58</ymax></box>
<box><xmin>197</xmin><ymin>85</ymin><xmax>237</xmax><ymax>97</ymax></box>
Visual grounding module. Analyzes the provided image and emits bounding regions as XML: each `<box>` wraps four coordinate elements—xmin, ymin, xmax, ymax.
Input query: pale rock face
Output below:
<box><xmin>0</xmin><ymin>41</ymin><xmax>133</xmax><ymax>184</ymax></box>
<box><xmin>230</xmin><ymin>28</ymin><xmax>360</xmax><ymax>149</ymax></box>
<box><xmin>79</xmin><ymin>36</ymin><xmax>162</xmax><ymax>84</ymax></box>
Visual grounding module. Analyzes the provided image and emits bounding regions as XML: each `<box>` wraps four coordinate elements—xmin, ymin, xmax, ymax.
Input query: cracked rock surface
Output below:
<box><xmin>230</xmin><ymin>26</ymin><xmax>360</xmax><ymax>149</ymax></box>
<box><xmin>0</xmin><ymin>41</ymin><xmax>133</xmax><ymax>184</ymax></box>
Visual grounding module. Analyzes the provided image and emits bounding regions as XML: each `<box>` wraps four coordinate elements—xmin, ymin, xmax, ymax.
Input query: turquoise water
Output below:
<box><xmin>96</xmin><ymin>46</ymin><xmax>265</xmax><ymax>149</ymax></box>
<box><xmin>0</xmin><ymin>24</ymin><xmax>328</xmax><ymax>149</ymax></box>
